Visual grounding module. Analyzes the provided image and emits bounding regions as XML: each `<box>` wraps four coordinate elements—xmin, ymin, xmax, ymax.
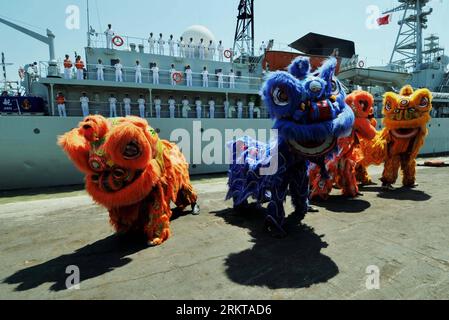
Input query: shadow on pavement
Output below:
<box><xmin>211</xmin><ymin>207</ymin><xmax>339</xmax><ymax>289</ymax></box>
<box><xmin>3</xmin><ymin>234</ymin><xmax>148</xmax><ymax>292</ymax></box>
<box><xmin>359</xmin><ymin>186</ymin><xmax>432</xmax><ymax>202</ymax></box>
<box><xmin>312</xmin><ymin>195</ymin><xmax>371</xmax><ymax>213</ymax></box>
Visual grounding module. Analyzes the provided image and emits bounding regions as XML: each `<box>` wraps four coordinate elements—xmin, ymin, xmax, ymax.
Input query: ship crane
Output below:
<box><xmin>0</xmin><ymin>17</ymin><xmax>59</xmax><ymax>77</ymax></box>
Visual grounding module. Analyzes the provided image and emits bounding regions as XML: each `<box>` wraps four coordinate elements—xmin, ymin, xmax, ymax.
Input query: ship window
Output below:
<box><xmin>236</xmin><ymin>71</ymin><xmax>242</xmax><ymax>77</ymax></box>
<box><xmin>111</xmin><ymin>59</ymin><xmax>120</xmax><ymax>66</ymax></box>
<box><xmin>432</xmin><ymin>74</ymin><xmax>435</xmax><ymax>79</ymax></box>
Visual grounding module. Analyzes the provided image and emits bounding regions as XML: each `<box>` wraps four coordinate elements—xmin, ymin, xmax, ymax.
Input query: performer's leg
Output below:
<box><xmin>381</xmin><ymin>155</ymin><xmax>401</xmax><ymax>188</ymax></box>
<box><xmin>401</xmin><ymin>155</ymin><xmax>417</xmax><ymax>187</ymax></box>
<box><xmin>289</xmin><ymin>161</ymin><xmax>309</xmax><ymax>223</ymax></box>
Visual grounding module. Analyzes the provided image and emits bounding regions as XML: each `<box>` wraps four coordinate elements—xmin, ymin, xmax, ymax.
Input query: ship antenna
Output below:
<box><xmin>87</xmin><ymin>0</ymin><xmax>91</xmax><ymax>47</ymax></box>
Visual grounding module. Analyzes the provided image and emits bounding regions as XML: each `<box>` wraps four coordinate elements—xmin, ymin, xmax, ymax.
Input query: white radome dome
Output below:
<box><xmin>181</xmin><ymin>25</ymin><xmax>216</xmax><ymax>45</ymax></box>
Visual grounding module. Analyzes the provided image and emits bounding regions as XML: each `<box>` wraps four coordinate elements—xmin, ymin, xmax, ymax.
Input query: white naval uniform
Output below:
<box><xmin>170</xmin><ymin>68</ymin><xmax>177</xmax><ymax>86</ymax></box>
<box><xmin>248</xmin><ymin>101</ymin><xmax>255</xmax><ymax>119</ymax></box>
<box><xmin>168</xmin><ymin>38</ymin><xmax>175</xmax><ymax>56</ymax></box>
<box><xmin>105</xmin><ymin>28</ymin><xmax>114</xmax><ymax>49</ymax></box>
<box><xmin>96</xmin><ymin>64</ymin><xmax>104</xmax><ymax>81</ymax></box>
<box><xmin>208</xmin><ymin>43</ymin><xmax>216</xmax><ymax>60</ymax></box>
<box><xmin>154</xmin><ymin>99</ymin><xmax>162</xmax><ymax>119</ymax></box>
<box><xmin>217</xmin><ymin>44</ymin><xmax>224</xmax><ymax>62</ymax></box>
<box><xmin>259</xmin><ymin>42</ymin><xmax>267</xmax><ymax>54</ymax></box>
<box><xmin>80</xmin><ymin>96</ymin><xmax>90</xmax><ymax>117</ymax></box>
<box><xmin>208</xmin><ymin>100</ymin><xmax>215</xmax><ymax>119</ymax></box>
<box><xmin>63</xmin><ymin>66</ymin><xmax>71</xmax><ymax>80</ymax></box>
<box><xmin>152</xmin><ymin>66</ymin><xmax>159</xmax><ymax>85</ymax></box>
<box><xmin>115</xmin><ymin>63</ymin><xmax>123</xmax><ymax>82</ymax></box>
<box><xmin>237</xmin><ymin>101</ymin><xmax>243</xmax><ymax>119</ymax></box>
<box><xmin>217</xmin><ymin>72</ymin><xmax>224</xmax><ymax>88</ymax></box>
<box><xmin>188</xmin><ymin>41</ymin><xmax>195</xmax><ymax>58</ymax></box>
<box><xmin>135</xmin><ymin>65</ymin><xmax>142</xmax><ymax>83</ymax></box>
<box><xmin>178</xmin><ymin>40</ymin><xmax>185</xmax><ymax>57</ymax></box>
<box><xmin>158</xmin><ymin>37</ymin><xmax>165</xmax><ymax>55</ymax></box>
<box><xmin>224</xmin><ymin>101</ymin><xmax>230</xmax><ymax>119</ymax></box>
<box><xmin>168</xmin><ymin>99</ymin><xmax>176</xmax><ymax>119</ymax></box>
<box><xmin>148</xmin><ymin>36</ymin><xmax>156</xmax><ymax>54</ymax></box>
<box><xmin>109</xmin><ymin>97</ymin><xmax>117</xmax><ymax>118</ymax></box>
<box><xmin>202</xmin><ymin>70</ymin><xmax>209</xmax><ymax>88</ymax></box>
<box><xmin>229</xmin><ymin>72</ymin><xmax>236</xmax><ymax>89</ymax></box>
<box><xmin>123</xmin><ymin>97</ymin><xmax>132</xmax><ymax>116</ymax></box>
<box><xmin>195</xmin><ymin>100</ymin><xmax>202</xmax><ymax>119</ymax></box>
<box><xmin>138</xmin><ymin>98</ymin><xmax>146</xmax><ymax>118</ymax></box>
<box><xmin>185</xmin><ymin>69</ymin><xmax>193</xmax><ymax>87</ymax></box>
<box><xmin>198</xmin><ymin>42</ymin><xmax>206</xmax><ymax>60</ymax></box>
<box><xmin>181</xmin><ymin>99</ymin><xmax>190</xmax><ymax>118</ymax></box>
<box><xmin>57</xmin><ymin>101</ymin><xmax>66</xmax><ymax>118</ymax></box>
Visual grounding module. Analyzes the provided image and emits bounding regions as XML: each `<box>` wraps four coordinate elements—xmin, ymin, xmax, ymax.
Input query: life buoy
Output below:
<box><xmin>112</xmin><ymin>36</ymin><xmax>124</xmax><ymax>47</ymax></box>
<box><xmin>358</xmin><ymin>60</ymin><xmax>365</xmax><ymax>68</ymax></box>
<box><xmin>172</xmin><ymin>72</ymin><xmax>183</xmax><ymax>83</ymax></box>
<box><xmin>224</xmin><ymin>49</ymin><xmax>232</xmax><ymax>59</ymax></box>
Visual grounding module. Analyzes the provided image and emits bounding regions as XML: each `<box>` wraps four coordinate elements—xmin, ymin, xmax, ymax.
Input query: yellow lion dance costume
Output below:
<box><xmin>358</xmin><ymin>85</ymin><xmax>432</xmax><ymax>190</ymax></box>
<box><xmin>59</xmin><ymin>115</ymin><xmax>199</xmax><ymax>246</ymax></box>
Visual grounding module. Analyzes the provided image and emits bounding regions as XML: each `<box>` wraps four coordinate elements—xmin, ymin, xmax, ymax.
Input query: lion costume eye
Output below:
<box><xmin>123</xmin><ymin>141</ymin><xmax>142</xmax><ymax>160</ymax></box>
<box><xmin>385</xmin><ymin>101</ymin><xmax>392</xmax><ymax>112</ymax></box>
<box><xmin>419</xmin><ymin>97</ymin><xmax>429</xmax><ymax>108</ymax></box>
<box><xmin>272</xmin><ymin>86</ymin><xmax>289</xmax><ymax>106</ymax></box>
<box><xmin>331</xmin><ymin>79</ymin><xmax>340</xmax><ymax>95</ymax></box>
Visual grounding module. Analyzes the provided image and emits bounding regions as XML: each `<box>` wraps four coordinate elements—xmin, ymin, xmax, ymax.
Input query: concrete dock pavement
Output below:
<box><xmin>0</xmin><ymin>158</ymin><xmax>448</xmax><ymax>299</ymax></box>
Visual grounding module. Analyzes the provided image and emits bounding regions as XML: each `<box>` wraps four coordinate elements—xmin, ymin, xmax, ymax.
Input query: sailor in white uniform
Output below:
<box><xmin>80</xmin><ymin>93</ymin><xmax>90</xmax><ymax>117</ymax></box>
<box><xmin>224</xmin><ymin>100</ymin><xmax>230</xmax><ymax>119</ymax></box>
<box><xmin>123</xmin><ymin>94</ymin><xmax>132</xmax><ymax>116</ymax></box>
<box><xmin>135</xmin><ymin>60</ymin><xmax>142</xmax><ymax>84</ymax></box>
<box><xmin>217</xmin><ymin>70</ymin><xmax>224</xmax><ymax>88</ymax></box>
<box><xmin>168</xmin><ymin>35</ymin><xmax>175</xmax><ymax>56</ymax></box>
<box><xmin>217</xmin><ymin>40</ymin><xmax>224</xmax><ymax>62</ymax></box>
<box><xmin>169</xmin><ymin>64</ymin><xmax>177</xmax><ymax>86</ymax></box>
<box><xmin>96</xmin><ymin>59</ymin><xmax>104</xmax><ymax>81</ymax></box>
<box><xmin>248</xmin><ymin>100</ymin><xmax>255</xmax><ymax>119</ymax></box>
<box><xmin>229</xmin><ymin>69</ymin><xmax>236</xmax><ymax>89</ymax></box>
<box><xmin>208</xmin><ymin>40</ymin><xmax>216</xmax><ymax>60</ymax></box>
<box><xmin>195</xmin><ymin>98</ymin><xmax>202</xmax><ymax>119</ymax></box>
<box><xmin>198</xmin><ymin>39</ymin><xmax>206</xmax><ymax>60</ymax></box>
<box><xmin>114</xmin><ymin>60</ymin><xmax>123</xmax><ymax>82</ymax></box>
<box><xmin>168</xmin><ymin>96</ymin><xmax>176</xmax><ymax>119</ymax></box>
<box><xmin>138</xmin><ymin>95</ymin><xmax>146</xmax><ymax>118</ymax></box>
<box><xmin>208</xmin><ymin>98</ymin><xmax>215</xmax><ymax>119</ymax></box>
<box><xmin>185</xmin><ymin>66</ymin><xmax>193</xmax><ymax>87</ymax></box>
<box><xmin>151</xmin><ymin>63</ymin><xmax>159</xmax><ymax>85</ymax></box>
<box><xmin>202</xmin><ymin>67</ymin><xmax>209</xmax><ymax>88</ymax></box>
<box><xmin>237</xmin><ymin>99</ymin><xmax>243</xmax><ymax>119</ymax></box>
<box><xmin>105</xmin><ymin>24</ymin><xmax>114</xmax><ymax>49</ymax></box>
<box><xmin>148</xmin><ymin>33</ymin><xmax>155</xmax><ymax>54</ymax></box>
<box><xmin>259</xmin><ymin>41</ymin><xmax>267</xmax><ymax>54</ymax></box>
<box><xmin>188</xmin><ymin>38</ymin><xmax>195</xmax><ymax>59</ymax></box>
<box><xmin>181</xmin><ymin>97</ymin><xmax>190</xmax><ymax>118</ymax></box>
<box><xmin>158</xmin><ymin>33</ymin><xmax>165</xmax><ymax>55</ymax></box>
<box><xmin>178</xmin><ymin>36</ymin><xmax>185</xmax><ymax>57</ymax></box>
<box><xmin>109</xmin><ymin>94</ymin><xmax>117</xmax><ymax>118</ymax></box>
<box><xmin>154</xmin><ymin>96</ymin><xmax>162</xmax><ymax>119</ymax></box>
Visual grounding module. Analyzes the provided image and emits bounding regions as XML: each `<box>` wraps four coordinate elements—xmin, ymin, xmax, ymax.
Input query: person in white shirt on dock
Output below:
<box><xmin>135</xmin><ymin>60</ymin><xmax>142</xmax><ymax>84</ymax></box>
<box><xmin>123</xmin><ymin>94</ymin><xmax>132</xmax><ymax>116</ymax></box>
<box><xmin>168</xmin><ymin>35</ymin><xmax>175</xmax><ymax>56</ymax></box>
<box><xmin>224</xmin><ymin>100</ymin><xmax>230</xmax><ymax>119</ymax></box>
<box><xmin>217</xmin><ymin>40</ymin><xmax>224</xmax><ymax>62</ymax></box>
<box><xmin>248</xmin><ymin>99</ymin><xmax>255</xmax><ymax>119</ymax></box>
<box><xmin>202</xmin><ymin>67</ymin><xmax>209</xmax><ymax>88</ymax></box>
<box><xmin>229</xmin><ymin>69</ymin><xmax>236</xmax><ymax>89</ymax></box>
<box><xmin>217</xmin><ymin>70</ymin><xmax>224</xmax><ymax>88</ymax></box>
<box><xmin>109</xmin><ymin>94</ymin><xmax>117</xmax><ymax>118</ymax></box>
<box><xmin>169</xmin><ymin>64</ymin><xmax>177</xmax><ymax>86</ymax></box>
<box><xmin>96</xmin><ymin>59</ymin><xmax>104</xmax><ymax>81</ymax></box>
<box><xmin>158</xmin><ymin>33</ymin><xmax>165</xmax><ymax>55</ymax></box>
<box><xmin>151</xmin><ymin>63</ymin><xmax>160</xmax><ymax>85</ymax></box>
<box><xmin>188</xmin><ymin>38</ymin><xmax>195</xmax><ymax>58</ymax></box>
<box><xmin>115</xmin><ymin>59</ymin><xmax>123</xmax><ymax>82</ymax></box>
<box><xmin>237</xmin><ymin>99</ymin><xmax>243</xmax><ymax>119</ymax></box>
<box><xmin>105</xmin><ymin>24</ymin><xmax>114</xmax><ymax>50</ymax></box>
<box><xmin>148</xmin><ymin>33</ymin><xmax>156</xmax><ymax>54</ymax></box>
<box><xmin>195</xmin><ymin>98</ymin><xmax>202</xmax><ymax>119</ymax></box>
<box><xmin>168</xmin><ymin>96</ymin><xmax>176</xmax><ymax>119</ymax></box>
<box><xmin>182</xmin><ymin>96</ymin><xmax>190</xmax><ymax>118</ymax></box>
<box><xmin>154</xmin><ymin>96</ymin><xmax>162</xmax><ymax>119</ymax></box>
<box><xmin>178</xmin><ymin>36</ymin><xmax>185</xmax><ymax>57</ymax></box>
<box><xmin>138</xmin><ymin>95</ymin><xmax>146</xmax><ymax>118</ymax></box>
<box><xmin>185</xmin><ymin>65</ymin><xmax>193</xmax><ymax>87</ymax></box>
<box><xmin>208</xmin><ymin>98</ymin><xmax>215</xmax><ymax>119</ymax></box>
<box><xmin>198</xmin><ymin>39</ymin><xmax>206</xmax><ymax>60</ymax></box>
<box><xmin>80</xmin><ymin>92</ymin><xmax>90</xmax><ymax>117</ymax></box>
<box><xmin>208</xmin><ymin>40</ymin><xmax>216</xmax><ymax>60</ymax></box>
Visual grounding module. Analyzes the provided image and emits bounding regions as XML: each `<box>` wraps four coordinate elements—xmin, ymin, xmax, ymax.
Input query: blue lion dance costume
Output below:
<box><xmin>226</xmin><ymin>57</ymin><xmax>355</xmax><ymax>235</ymax></box>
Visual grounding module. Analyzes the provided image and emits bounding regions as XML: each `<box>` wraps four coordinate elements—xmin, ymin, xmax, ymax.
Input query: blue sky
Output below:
<box><xmin>1</xmin><ymin>0</ymin><xmax>448</xmax><ymax>80</ymax></box>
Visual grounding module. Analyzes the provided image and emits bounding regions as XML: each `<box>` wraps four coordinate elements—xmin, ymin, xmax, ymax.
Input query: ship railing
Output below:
<box><xmin>58</xmin><ymin>100</ymin><xmax>270</xmax><ymax>119</ymax></box>
<box><xmin>39</xmin><ymin>62</ymin><xmax>264</xmax><ymax>91</ymax></box>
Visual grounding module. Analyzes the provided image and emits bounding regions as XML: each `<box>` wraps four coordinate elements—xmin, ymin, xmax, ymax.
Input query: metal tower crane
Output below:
<box><xmin>385</xmin><ymin>0</ymin><xmax>433</xmax><ymax>71</ymax></box>
<box><xmin>233</xmin><ymin>0</ymin><xmax>255</xmax><ymax>57</ymax></box>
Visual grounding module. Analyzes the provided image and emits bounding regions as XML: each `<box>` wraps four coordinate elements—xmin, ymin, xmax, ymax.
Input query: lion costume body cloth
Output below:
<box><xmin>358</xmin><ymin>85</ymin><xmax>432</xmax><ymax>188</ymax></box>
<box><xmin>309</xmin><ymin>90</ymin><xmax>378</xmax><ymax>199</ymax></box>
<box><xmin>59</xmin><ymin>115</ymin><xmax>199</xmax><ymax>246</ymax></box>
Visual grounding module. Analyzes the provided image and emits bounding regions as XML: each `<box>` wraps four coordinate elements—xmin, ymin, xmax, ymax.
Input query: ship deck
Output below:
<box><xmin>0</xmin><ymin>157</ymin><xmax>448</xmax><ymax>299</ymax></box>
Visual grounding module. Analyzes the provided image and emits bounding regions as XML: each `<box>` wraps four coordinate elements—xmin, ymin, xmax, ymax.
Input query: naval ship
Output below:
<box><xmin>0</xmin><ymin>0</ymin><xmax>448</xmax><ymax>191</ymax></box>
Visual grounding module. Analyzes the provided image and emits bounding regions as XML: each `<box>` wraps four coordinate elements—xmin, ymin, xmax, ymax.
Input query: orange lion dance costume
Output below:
<box><xmin>310</xmin><ymin>90</ymin><xmax>378</xmax><ymax>199</ymax></box>
<box><xmin>58</xmin><ymin>115</ymin><xmax>200</xmax><ymax>246</ymax></box>
<box><xmin>358</xmin><ymin>85</ymin><xmax>432</xmax><ymax>190</ymax></box>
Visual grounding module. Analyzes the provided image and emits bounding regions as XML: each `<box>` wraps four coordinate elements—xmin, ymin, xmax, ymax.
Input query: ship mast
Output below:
<box><xmin>233</xmin><ymin>0</ymin><xmax>255</xmax><ymax>57</ymax></box>
<box><xmin>87</xmin><ymin>0</ymin><xmax>91</xmax><ymax>47</ymax></box>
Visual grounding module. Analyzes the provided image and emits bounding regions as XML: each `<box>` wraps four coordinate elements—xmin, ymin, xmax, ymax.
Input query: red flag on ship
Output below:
<box><xmin>377</xmin><ymin>14</ymin><xmax>391</xmax><ymax>26</ymax></box>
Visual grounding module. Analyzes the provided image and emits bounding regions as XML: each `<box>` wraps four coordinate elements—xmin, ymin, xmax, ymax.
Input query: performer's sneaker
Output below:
<box><xmin>381</xmin><ymin>183</ymin><xmax>395</xmax><ymax>191</ymax></box>
<box><xmin>404</xmin><ymin>183</ymin><xmax>419</xmax><ymax>189</ymax></box>
<box><xmin>307</xmin><ymin>206</ymin><xmax>320</xmax><ymax>213</ymax></box>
